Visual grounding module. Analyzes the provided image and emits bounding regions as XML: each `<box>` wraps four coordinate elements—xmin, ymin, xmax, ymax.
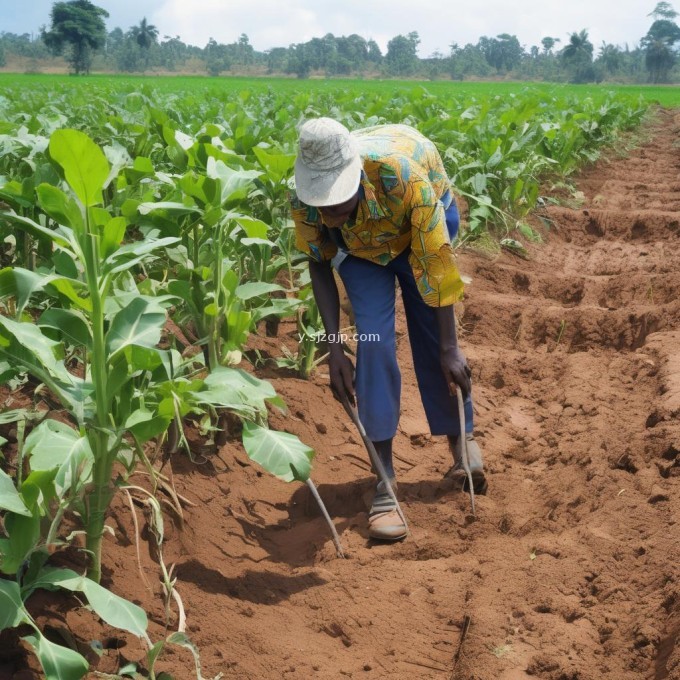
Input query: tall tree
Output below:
<box><xmin>128</xmin><ymin>17</ymin><xmax>158</xmax><ymax>70</ymax></box>
<box><xmin>560</xmin><ymin>29</ymin><xmax>595</xmax><ymax>82</ymax></box>
<box><xmin>386</xmin><ymin>31</ymin><xmax>419</xmax><ymax>76</ymax></box>
<box><xmin>130</xmin><ymin>17</ymin><xmax>158</xmax><ymax>50</ymax></box>
<box><xmin>597</xmin><ymin>42</ymin><xmax>624</xmax><ymax>76</ymax></box>
<box><xmin>234</xmin><ymin>33</ymin><xmax>254</xmax><ymax>66</ymax></box>
<box><xmin>541</xmin><ymin>36</ymin><xmax>561</xmax><ymax>55</ymax></box>
<box><xmin>42</xmin><ymin>0</ymin><xmax>109</xmax><ymax>75</ymax></box>
<box><xmin>478</xmin><ymin>33</ymin><xmax>524</xmax><ymax>73</ymax></box>
<box><xmin>642</xmin><ymin>3</ymin><xmax>680</xmax><ymax>82</ymax></box>
<box><xmin>366</xmin><ymin>39</ymin><xmax>382</xmax><ymax>64</ymax></box>
<box><xmin>648</xmin><ymin>1</ymin><xmax>679</xmax><ymax>19</ymax></box>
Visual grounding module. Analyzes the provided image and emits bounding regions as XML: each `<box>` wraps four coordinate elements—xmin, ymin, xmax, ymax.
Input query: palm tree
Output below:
<box><xmin>598</xmin><ymin>42</ymin><xmax>622</xmax><ymax>76</ymax></box>
<box><xmin>561</xmin><ymin>30</ymin><xmax>595</xmax><ymax>82</ymax></box>
<box><xmin>562</xmin><ymin>30</ymin><xmax>593</xmax><ymax>62</ymax></box>
<box><xmin>129</xmin><ymin>17</ymin><xmax>158</xmax><ymax>70</ymax></box>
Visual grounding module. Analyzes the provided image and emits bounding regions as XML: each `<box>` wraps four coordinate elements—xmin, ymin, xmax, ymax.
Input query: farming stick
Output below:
<box><xmin>340</xmin><ymin>397</ymin><xmax>409</xmax><ymax>534</ymax></box>
<box><xmin>455</xmin><ymin>386</ymin><xmax>476</xmax><ymax>517</ymax></box>
<box><xmin>306</xmin><ymin>478</ymin><xmax>345</xmax><ymax>558</ymax></box>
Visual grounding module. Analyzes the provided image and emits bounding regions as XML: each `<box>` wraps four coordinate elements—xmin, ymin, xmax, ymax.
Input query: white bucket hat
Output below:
<box><xmin>294</xmin><ymin>118</ymin><xmax>362</xmax><ymax>207</ymax></box>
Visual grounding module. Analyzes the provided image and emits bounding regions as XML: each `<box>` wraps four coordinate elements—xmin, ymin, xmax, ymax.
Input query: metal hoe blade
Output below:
<box><xmin>340</xmin><ymin>396</ymin><xmax>409</xmax><ymax>534</ymax></box>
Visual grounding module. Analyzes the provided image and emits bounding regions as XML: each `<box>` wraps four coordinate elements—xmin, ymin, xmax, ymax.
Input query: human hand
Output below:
<box><xmin>440</xmin><ymin>345</ymin><xmax>472</xmax><ymax>397</ymax></box>
<box><xmin>328</xmin><ymin>350</ymin><xmax>356</xmax><ymax>406</ymax></box>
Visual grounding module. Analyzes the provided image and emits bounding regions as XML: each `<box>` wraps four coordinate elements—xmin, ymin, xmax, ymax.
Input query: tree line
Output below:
<box><xmin>1</xmin><ymin>0</ymin><xmax>679</xmax><ymax>83</ymax></box>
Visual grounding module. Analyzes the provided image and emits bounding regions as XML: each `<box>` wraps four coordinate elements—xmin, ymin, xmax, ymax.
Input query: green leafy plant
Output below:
<box><xmin>0</xmin><ymin>565</ymin><xmax>149</xmax><ymax>679</ymax></box>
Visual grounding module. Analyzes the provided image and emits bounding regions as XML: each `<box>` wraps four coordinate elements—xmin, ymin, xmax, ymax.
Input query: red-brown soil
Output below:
<box><xmin>2</xmin><ymin>111</ymin><xmax>679</xmax><ymax>680</ymax></box>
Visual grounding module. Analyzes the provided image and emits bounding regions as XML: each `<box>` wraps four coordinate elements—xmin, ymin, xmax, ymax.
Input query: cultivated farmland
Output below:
<box><xmin>0</xmin><ymin>77</ymin><xmax>678</xmax><ymax>679</ymax></box>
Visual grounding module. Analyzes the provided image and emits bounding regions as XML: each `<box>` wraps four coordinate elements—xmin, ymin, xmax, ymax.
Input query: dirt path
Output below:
<box><xmin>5</xmin><ymin>111</ymin><xmax>679</xmax><ymax>680</ymax></box>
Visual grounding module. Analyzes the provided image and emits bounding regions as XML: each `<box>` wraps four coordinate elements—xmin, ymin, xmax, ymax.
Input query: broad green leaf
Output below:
<box><xmin>206</xmin><ymin>158</ymin><xmax>261</xmax><ymax>205</ymax></box>
<box><xmin>242</xmin><ymin>422</ymin><xmax>314</xmax><ymax>483</ymax></box>
<box><xmin>23</xmin><ymin>632</ymin><xmax>89</xmax><ymax>680</ymax></box>
<box><xmin>0</xmin><ymin>362</ymin><xmax>19</xmax><ymax>383</ymax></box>
<box><xmin>23</xmin><ymin>420</ymin><xmax>93</xmax><ymax>496</ymax></box>
<box><xmin>46</xmin><ymin>278</ymin><xmax>92</xmax><ymax>312</ymax></box>
<box><xmin>241</xmin><ymin>237</ymin><xmax>274</xmax><ymax>248</ymax></box>
<box><xmin>131</xmin><ymin>346</ymin><xmax>177</xmax><ymax>382</ymax></box>
<box><xmin>88</xmin><ymin>207</ymin><xmax>111</xmax><ymax>228</ymax></box>
<box><xmin>253</xmin><ymin>146</ymin><xmax>296</xmax><ymax>183</ymax></box>
<box><xmin>137</xmin><ymin>201</ymin><xmax>199</xmax><ymax>216</ymax></box>
<box><xmin>486</xmin><ymin>147</ymin><xmax>503</xmax><ymax>169</ymax></box>
<box><xmin>103</xmin><ymin>236</ymin><xmax>181</xmax><ymax>276</ymax></box>
<box><xmin>101</xmin><ymin>217</ymin><xmax>127</xmax><ymax>259</ymax></box>
<box><xmin>469</xmin><ymin>173</ymin><xmax>487</xmax><ymax>194</ymax></box>
<box><xmin>0</xmin><ymin>317</ymin><xmax>85</xmax><ymax>417</ymax></box>
<box><xmin>251</xmin><ymin>299</ymin><xmax>303</xmax><ymax>323</ymax></box>
<box><xmin>200</xmin><ymin>367</ymin><xmax>282</xmax><ymax>414</ymax></box>
<box><xmin>105</xmin><ymin>352</ymin><xmax>132</xmax><ymax>407</ymax></box>
<box><xmin>0</xmin><ymin>267</ymin><xmax>48</xmax><ymax>316</ymax></box>
<box><xmin>0</xmin><ymin>269</ymin><xmax>92</xmax><ymax>315</ymax></box>
<box><xmin>0</xmin><ymin>486</ymin><xmax>41</xmax><ymax>574</ymax></box>
<box><xmin>0</xmin><ymin>316</ymin><xmax>64</xmax><ymax>378</ymax></box>
<box><xmin>179</xmin><ymin>173</ymin><xmax>219</xmax><ymax>207</ymax></box>
<box><xmin>119</xmin><ymin>661</ymin><xmax>139</xmax><ymax>676</ymax></box>
<box><xmin>32</xmin><ymin>568</ymin><xmax>149</xmax><ymax>639</ymax></box>
<box><xmin>0</xmin><ymin>579</ymin><xmax>26</xmax><ymax>630</ymax></box>
<box><xmin>106</xmin><ymin>298</ymin><xmax>166</xmax><ymax>356</ymax></box>
<box><xmin>49</xmin><ymin>129</ymin><xmax>109</xmax><ymax>208</ymax></box>
<box><xmin>39</xmin><ymin>309</ymin><xmax>92</xmax><ymax>349</ymax></box>
<box><xmin>235</xmin><ymin>282</ymin><xmax>284</xmax><ymax>301</ymax></box>
<box><xmin>233</xmin><ymin>215</ymin><xmax>269</xmax><ymax>239</ymax></box>
<box><xmin>52</xmin><ymin>251</ymin><xmax>78</xmax><ymax>279</ymax></box>
<box><xmin>103</xmin><ymin>142</ymin><xmax>132</xmax><ymax>188</ymax></box>
<box><xmin>0</xmin><ymin>212</ymin><xmax>71</xmax><ymax>249</ymax></box>
<box><xmin>21</xmin><ymin>469</ymin><xmax>58</xmax><ymax>508</ymax></box>
<box><xmin>36</xmin><ymin>184</ymin><xmax>83</xmax><ymax>231</ymax></box>
<box><xmin>0</xmin><ymin>468</ymin><xmax>31</xmax><ymax>517</ymax></box>
<box><xmin>125</xmin><ymin>410</ymin><xmax>172</xmax><ymax>443</ymax></box>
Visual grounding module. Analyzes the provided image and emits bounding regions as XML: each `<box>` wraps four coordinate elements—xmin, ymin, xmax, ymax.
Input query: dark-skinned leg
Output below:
<box><xmin>372</xmin><ymin>438</ymin><xmax>395</xmax><ymax>480</ymax></box>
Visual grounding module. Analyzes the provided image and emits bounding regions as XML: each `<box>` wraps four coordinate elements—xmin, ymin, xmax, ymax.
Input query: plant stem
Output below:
<box><xmin>15</xmin><ymin>418</ymin><xmax>26</xmax><ymax>489</ymax></box>
<box><xmin>83</xmin><ymin>213</ymin><xmax>114</xmax><ymax>583</ymax></box>
<box><xmin>45</xmin><ymin>502</ymin><xmax>68</xmax><ymax>547</ymax></box>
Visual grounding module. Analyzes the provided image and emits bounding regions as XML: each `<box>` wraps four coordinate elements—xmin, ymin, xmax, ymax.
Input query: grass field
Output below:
<box><xmin>2</xmin><ymin>72</ymin><xmax>680</xmax><ymax>106</ymax></box>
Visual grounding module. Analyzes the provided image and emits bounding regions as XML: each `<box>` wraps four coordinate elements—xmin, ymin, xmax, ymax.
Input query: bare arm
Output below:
<box><xmin>308</xmin><ymin>259</ymin><xmax>356</xmax><ymax>404</ymax></box>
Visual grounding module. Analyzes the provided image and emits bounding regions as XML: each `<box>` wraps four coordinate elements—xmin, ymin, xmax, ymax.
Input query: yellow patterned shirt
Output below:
<box><xmin>290</xmin><ymin>124</ymin><xmax>464</xmax><ymax>307</ymax></box>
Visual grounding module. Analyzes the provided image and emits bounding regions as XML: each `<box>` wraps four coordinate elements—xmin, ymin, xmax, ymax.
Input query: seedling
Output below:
<box><xmin>554</xmin><ymin>319</ymin><xmax>567</xmax><ymax>350</ymax></box>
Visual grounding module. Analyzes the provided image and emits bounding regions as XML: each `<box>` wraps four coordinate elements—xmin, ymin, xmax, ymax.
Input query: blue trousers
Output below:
<box><xmin>442</xmin><ymin>190</ymin><xmax>460</xmax><ymax>240</ymax></box>
<box><xmin>336</xmin><ymin>197</ymin><xmax>473</xmax><ymax>441</ymax></box>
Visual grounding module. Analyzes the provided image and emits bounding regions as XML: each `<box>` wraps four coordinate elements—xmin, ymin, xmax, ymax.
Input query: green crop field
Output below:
<box><xmin>0</xmin><ymin>71</ymin><xmax>664</xmax><ymax>678</ymax></box>
<box><xmin>2</xmin><ymin>72</ymin><xmax>680</xmax><ymax>105</ymax></box>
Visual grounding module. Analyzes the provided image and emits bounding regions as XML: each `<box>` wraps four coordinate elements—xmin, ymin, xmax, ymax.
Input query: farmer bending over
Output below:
<box><xmin>290</xmin><ymin>118</ymin><xmax>486</xmax><ymax>541</ymax></box>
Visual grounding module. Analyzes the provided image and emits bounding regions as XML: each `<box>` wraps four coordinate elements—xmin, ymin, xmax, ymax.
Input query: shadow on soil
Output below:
<box><xmin>175</xmin><ymin>560</ymin><xmax>329</xmax><ymax>604</ymax></box>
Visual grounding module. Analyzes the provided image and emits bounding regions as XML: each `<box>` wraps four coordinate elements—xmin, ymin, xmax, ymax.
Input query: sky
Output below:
<box><xmin>0</xmin><ymin>0</ymin><xmax>658</xmax><ymax>56</ymax></box>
